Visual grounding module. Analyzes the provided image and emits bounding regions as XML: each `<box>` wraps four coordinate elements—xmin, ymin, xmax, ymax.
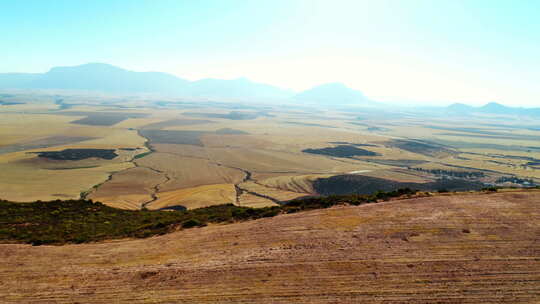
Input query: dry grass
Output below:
<box><xmin>0</xmin><ymin>152</ymin><xmax>133</xmax><ymax>201</ymax></box>
<box><xmin>257</xmin><ymin>174</ymin><xmax>329</xmax><ymax>194</ymax></box>
<box><xmin>88</xmin><ymin>167</ymin><xmax>168</xmax><ymax>209</ymax></box>
<box><xmin>238</xmin><ymin>181</ymin><xmax>307</xmax><ymax>201</ymax></box>
<box><xmin>147</xmin><ymin>183</ymin><xmax>236</xmax><ymax>210</ymax></box>
<box><xmin>236</xmin><ymin>192</ymin><xmax>279</xmax><ymax>208</ymax></box>
<box><xmin>135</xmin><ymin>153</ymin><xmax>245</xmax><ymax>191</ymax></box>
<box><xmin>0</xmin><ymin>191</ymin><xmax>538</xmax><ymax>303</ymax></box>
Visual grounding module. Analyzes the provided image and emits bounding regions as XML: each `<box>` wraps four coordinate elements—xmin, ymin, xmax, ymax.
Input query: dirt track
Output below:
<box><xmin>1</xmin><ymin>191</ymin><xmax>539</xmax><ymax>303</ymax></box>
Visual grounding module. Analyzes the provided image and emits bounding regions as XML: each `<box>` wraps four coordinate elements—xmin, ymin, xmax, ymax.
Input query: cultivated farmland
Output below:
<box><xmin>1</xmin><ymin>93</ymin><xmax>539</xmax><ymax>209</ymax></box>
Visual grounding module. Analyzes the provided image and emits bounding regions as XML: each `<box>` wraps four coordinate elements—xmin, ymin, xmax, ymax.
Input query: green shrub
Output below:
<box><xmin>182</xmin><ymin>219</ymin><xmax>203</xmax><ymax>228</ymax></box>
<box><xmin>0</xmin><ymin>188</ymin><xmax>422</xmax><ymax>245</ymax></box>
<box><xmin>482</xmin><ymin>186</ymin><xmax>498</xmax><ymax>192</ymax></box>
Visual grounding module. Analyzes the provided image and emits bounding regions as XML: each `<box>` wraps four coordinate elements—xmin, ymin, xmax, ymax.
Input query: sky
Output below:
<box><xmin>1</xmin><ymin>0</ymin><xmax>539</xmax><ymax>106</ymax></box>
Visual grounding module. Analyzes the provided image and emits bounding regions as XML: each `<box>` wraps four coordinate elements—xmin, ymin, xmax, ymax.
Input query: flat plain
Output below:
<box><xmin>1</xmin><ymin>92</ymin><xmax>539</xmax><ymax>209</ymax></box>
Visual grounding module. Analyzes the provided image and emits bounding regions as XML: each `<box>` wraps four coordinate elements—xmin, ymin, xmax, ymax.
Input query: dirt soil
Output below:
<box><xmin>0</xmin><ymin>191</ymin><xmax>539</xmax><ymax>303</ymax></box>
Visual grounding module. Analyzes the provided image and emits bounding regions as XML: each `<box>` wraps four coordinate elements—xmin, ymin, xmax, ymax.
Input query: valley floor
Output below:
<box><xmin>0</xmin><ymin>190</ymin><xmax>539</xmax><ymax>303</ymax></box>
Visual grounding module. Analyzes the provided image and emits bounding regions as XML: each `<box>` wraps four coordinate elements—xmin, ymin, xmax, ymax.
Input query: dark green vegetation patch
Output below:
<box><xmin>0</xmin><ymin>188</ymin><xmax>422</xmax><ymax>245</ymax></box>
<box><xmin>35</xmin><ymin>149</ymin><xmax>118</xmax><ymax>161</ymax></box>
<box><xmin>0</xmin><ymin>200</ymin><xmax>281</xmax><ymax>245</ymax></box>
<box><xmin>303</xmin><ymin>145</ymin><xmax>379</xmax><ymax>158</ymax></box>
<box><xmin>133</xmin><ymin>151</ymin><xmax>153</xmax><ymax>159</ymax></box>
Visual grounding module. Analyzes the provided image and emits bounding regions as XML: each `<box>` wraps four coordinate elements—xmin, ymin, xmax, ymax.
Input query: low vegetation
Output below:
<box><xmin>409</xmin><ymin>167</ymin><xmax>485</xmax><ymax>179</ymax></box>
<box><xmin>0</xmin><ymin>199</ymin><xmax>280</xmax><ymax>245</ymax></box>
<box><xmin>389</xmin><ymin>139</ymin><xmax>454</xmax><ymax>156</ymax></box>
<box><xmin>35</xmin><ymin>148</ymin><xmax>118</xmax><ymax>160</ymax></box>
<box><xmin>133</xmin><ymin>151</ymin><xmax>153</xmax><ymax>159</ymax></box>
<box><xmin>302</xmin><ymin>145</ymin><xmax>379</xmax><ymax>158</ymax></box>
<box><xmin>0</xmin><ymin>188</ymin><xmax>419</xmax><ymax>246</ymax></box>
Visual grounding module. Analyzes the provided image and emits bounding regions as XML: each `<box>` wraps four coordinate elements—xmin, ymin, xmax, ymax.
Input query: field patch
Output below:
<box><xmin>207</xmin><ymin>147</ymin><xmax>380</xmax><ymax>173</ymax></box>
<box><xmin>135</xmin><ymin>153</ymin><xmax>245</xmax><ymax>191</ymax></box>
<box><xmin>258</xmin><ymin>174</ymin><xmax>331</xmax><ymax>194</ymax></box>
<box><xmin>214</xmin><ymin>128</ymin><xmax>249</xmax><ymax>135</ymax></box>
<box><xmin>0</xmin><ymin>155</ymin><xmax>133</xmax><ymax>202</ymax></box>
<box><xmin>238</xmin><ymin>181</ymin><xmax>307</xmax><ymax>202</ymax></box>
<box><xmin>88</xmin><ymin>167</ymin><xmax>168</xmax><ymax>210</ymax></box>
<box><xmin>184</xmin><ymin>111</ymin><xmax>270</xmax><ymax>120</ymax></box>
<box><xmin>284</xmin><ymin>121</ymin><xmax>337</xmax><ymax>128</ymax></box>
<box><xmin>237</xmin><ymin>192</ymin><xmax>279</xmax><ymax>208</ymax></box>
<box><xmin>139</xmin><ymin>130</ymin><xmax>205</xmax><ymax>146</ymax></box>
<box><xmin>140</xmin><ymin>118</ymin><xmax>214</xmax><ymax>130</ymax></box>
<box><xmin>0</xmin><ymin>136</ymin><xmax>96</xmax><ymax>155</ymax></box>
<box><xmin>147</xmin><ymin>184</ymin><xmax>236</xmax><ymax>210</ymax></box>
<box><xmin>57</xmin><ymin>111</ymin><xmax>149</xmax><ymax>126</ymax></box>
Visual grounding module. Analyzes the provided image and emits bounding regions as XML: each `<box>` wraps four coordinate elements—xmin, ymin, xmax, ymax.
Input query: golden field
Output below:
<box><xmin>1</xmin><ymin>96</ymin><xmax>539</xmax><ymax>209</ymax></box>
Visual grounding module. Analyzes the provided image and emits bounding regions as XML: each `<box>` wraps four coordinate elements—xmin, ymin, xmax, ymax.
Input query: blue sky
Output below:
<box><xmin>1</xmin><ymin>0</ymin><xmax>539</xmax><ymax>106</ymax></box>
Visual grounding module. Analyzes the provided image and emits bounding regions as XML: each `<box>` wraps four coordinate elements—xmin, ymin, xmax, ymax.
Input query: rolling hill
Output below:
<box><xmin>0</xmin><ymin>190</ymin><xmax>538</xmax><ymax>303</ymax></box>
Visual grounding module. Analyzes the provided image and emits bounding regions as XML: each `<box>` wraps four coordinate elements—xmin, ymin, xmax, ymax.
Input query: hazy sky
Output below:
<box><xmin>1</xmin><ymin>0</ymin><xmax>539</xmax><ymax>106</ymax></box>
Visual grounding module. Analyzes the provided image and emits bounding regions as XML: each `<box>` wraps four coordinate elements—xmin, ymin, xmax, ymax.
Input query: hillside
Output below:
<box><xmin>1</xmin><ymin>190</ymin><xmax>538</xmax><ymax>303</ymax></box>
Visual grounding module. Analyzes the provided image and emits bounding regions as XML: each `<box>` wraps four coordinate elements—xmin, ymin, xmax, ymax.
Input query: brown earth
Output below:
<box><xmin>0</xmin><ymin>191</ymin><xmax>539</xmax><ymax>303</ymax></box>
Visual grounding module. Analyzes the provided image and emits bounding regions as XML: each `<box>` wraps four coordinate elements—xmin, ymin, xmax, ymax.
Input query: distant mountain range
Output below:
<box><xmin>0</xmin><ymin>63</ymin><xmax>293</xmax><ymax>101</ymax></box>
<box><xmin>0</xmin><ymin>63</ymin><xmax>537</xmax><ymax>112</ymax></box>
<box><xmin>0</xmin><ymin>63</ymin><xmax>376</xmax><ymax>105</ymax></box>
<box><xmin>446</xmin><ymin>102</ymin><xmax>540</xmax><ymax>117</ymax></box>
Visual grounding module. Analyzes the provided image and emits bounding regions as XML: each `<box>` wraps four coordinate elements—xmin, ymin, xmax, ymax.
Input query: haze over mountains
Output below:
<box><xmin>294</xmin><ymin>82</ymin><xmax>376</xmax><ymax>105</ymax></box>
<box><xmin>0</xmin><ymin>63</ymin><xmax>292</xmax><ymax>100</ymax></box>
<box><xmin>0</xmin><ymin>63</ymin><xmax>538</xmax><ymax>115</ymax></box>
<box><xmin>447</xmin><ymin>102</ymin><xmax>540</xmax><ymax>117</ymax></box>
<box><xmin>0</xmin><ymin>63</ymin><xmax>375</xmax><ymax>106</ymax></box>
